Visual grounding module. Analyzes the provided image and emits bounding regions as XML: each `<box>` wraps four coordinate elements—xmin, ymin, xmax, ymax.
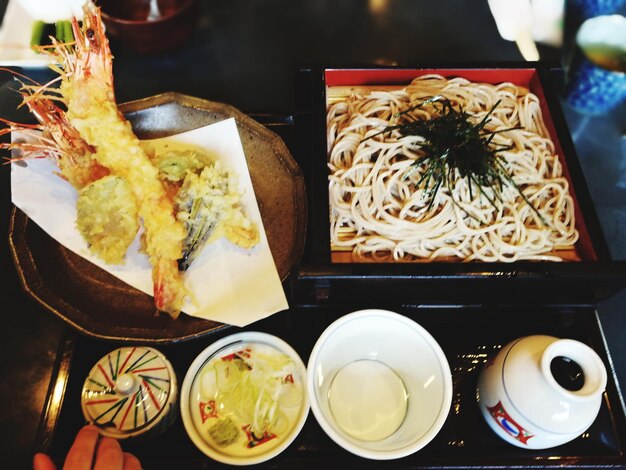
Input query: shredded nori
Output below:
<box><xmin>364</xmin><ymin>95</ymin><xmax>546</xmax><ymax>225</ymax></box>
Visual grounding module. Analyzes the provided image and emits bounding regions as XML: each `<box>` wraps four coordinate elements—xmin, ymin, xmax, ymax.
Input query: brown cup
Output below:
<box><xmin>97</xmin><ymin>0</ymin><xmax>199</xmax><ymax>54</ymax></box>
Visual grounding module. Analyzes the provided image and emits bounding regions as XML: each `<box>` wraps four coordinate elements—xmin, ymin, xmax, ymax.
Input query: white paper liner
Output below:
<box><xmin>11</xmin><ymin>118</ymin><xmax>289</xmax><ymax>326</ymax></box>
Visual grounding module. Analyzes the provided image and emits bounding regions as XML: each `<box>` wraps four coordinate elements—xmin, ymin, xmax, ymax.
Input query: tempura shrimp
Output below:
<box><xmin>2</xmin><ymin>4</ymin><xmax>188</xmax><ymax>317</ymax></box>
<box><xmin>51</xmin><ymin>5</ymin><xmax>188</xmax><ymax>316</ymax></box>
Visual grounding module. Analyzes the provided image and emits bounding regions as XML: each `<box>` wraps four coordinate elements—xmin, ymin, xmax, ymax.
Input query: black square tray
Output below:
<box><xmin>35</xmin><ymin>305</ymin><xmax>626</xmax><ymax>469</ymax></box>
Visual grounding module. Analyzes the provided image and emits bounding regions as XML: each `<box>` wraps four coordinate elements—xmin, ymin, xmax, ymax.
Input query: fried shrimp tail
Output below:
<box><xmin>153</xmin><ymin>258</ymin><xmax>187</xmax><ymax>318</ymax></box>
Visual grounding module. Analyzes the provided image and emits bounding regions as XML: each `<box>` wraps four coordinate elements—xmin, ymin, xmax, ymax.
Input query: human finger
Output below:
<box><xmin>63</xmin><ymin>425</ymin><xmax>101</xmax><ymax>470</ymax></box>
<box><xmin>93</xmin><ymin>437</ymin><xmax>124</xmax><ymax>470</ymax></box>
<box><xmin>123</xmin><ymin>452</ymin><xmax>142</xmax><ymax>470</ymax></box>
<box><xmin>33</xmin><ymin>452</ymin><xmax>56</xmax><ymax>470</ymax></box>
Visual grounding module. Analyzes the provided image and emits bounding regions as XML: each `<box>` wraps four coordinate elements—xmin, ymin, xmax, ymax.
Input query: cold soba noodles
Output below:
<box><xmin>327</xmin><ymin>75</ymin><xmax>579</xmax><ymax>262</ymax></box>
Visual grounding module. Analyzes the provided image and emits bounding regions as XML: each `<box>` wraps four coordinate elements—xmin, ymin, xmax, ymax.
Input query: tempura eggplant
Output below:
<box><xmin>175</xmin><ymin>161</ymin><xmax>259</xmax><ymax>271</ymax></box>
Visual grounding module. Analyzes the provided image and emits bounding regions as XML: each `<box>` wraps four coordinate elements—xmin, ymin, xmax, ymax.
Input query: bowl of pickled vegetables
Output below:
<box><xmin>180</xmin><ymin>332</ymin><xmax>309</xmax><ymax>465</ymax></box>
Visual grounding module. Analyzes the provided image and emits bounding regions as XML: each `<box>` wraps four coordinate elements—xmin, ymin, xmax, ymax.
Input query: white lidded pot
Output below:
<box><xmin>476</xmin><ymin>335</ymin><xmax>607</xmax><ymax>449</ymax></box>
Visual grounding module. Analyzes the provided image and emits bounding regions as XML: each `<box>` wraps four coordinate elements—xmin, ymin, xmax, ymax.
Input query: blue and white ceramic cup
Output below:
<box><xmin>564</xmin><ymin>14</ymin><xmax>626</xmax><ymax>115</ymax></box>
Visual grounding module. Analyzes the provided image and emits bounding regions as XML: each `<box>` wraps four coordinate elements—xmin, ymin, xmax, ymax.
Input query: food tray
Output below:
<box><xmin>35</xmin><ymin>305</ymin><xmax>626</xmax><ymax>469</ymax></box>
<box><xmin>32</xmin><ymin>113</ymin><xmax>626</xmax><ymax>469</ymax></box>
<box><xmin>292</xmin><ymin>64</ymin><xmax>626</xmax><ymax>307</ymax></box>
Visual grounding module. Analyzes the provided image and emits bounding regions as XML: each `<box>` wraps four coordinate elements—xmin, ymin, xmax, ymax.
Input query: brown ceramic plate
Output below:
<box><xmin>8</xmin><ymin>93</ymin><xmax>307</xmax><ymax>343</ymax></box>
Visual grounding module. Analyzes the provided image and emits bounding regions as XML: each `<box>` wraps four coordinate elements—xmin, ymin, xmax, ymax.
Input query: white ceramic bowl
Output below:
<box><xmin>180</xmin><ymin>332</ymin><xmax>309</xmax><ymax>466</ymax></box>
<box><xmin>307</xmin><ymin>309</ymin><xmax>453</xmax><ymax>460</ymax></box>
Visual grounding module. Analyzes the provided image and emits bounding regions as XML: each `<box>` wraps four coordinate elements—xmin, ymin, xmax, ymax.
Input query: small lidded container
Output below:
<box><xmin>81</xmin><ymin>346</ymin><xmax>178</xmax><ymax>439</ymax></box>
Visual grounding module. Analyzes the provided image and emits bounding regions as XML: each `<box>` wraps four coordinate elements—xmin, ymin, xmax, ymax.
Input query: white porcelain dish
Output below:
<box><xmin>180</xmin><ymin>332</ymin><xmax>309</xmax><ymax>466</ymax></box>
<box><xmin>307</xmin><ymin>309</ymin><xmax>453</xmax><ymax>460</ymax></box>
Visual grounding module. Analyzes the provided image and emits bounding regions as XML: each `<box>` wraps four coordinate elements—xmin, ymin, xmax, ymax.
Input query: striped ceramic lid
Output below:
<box><xmin>81</xmin><ymin>346</ymin><xmax>177</xmax><ymax>439</ymax></box>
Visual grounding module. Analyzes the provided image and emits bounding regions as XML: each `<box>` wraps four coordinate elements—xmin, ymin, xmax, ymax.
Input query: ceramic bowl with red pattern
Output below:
<box><xmin>180</xmin><ymin>332</ymin><xmax>309</xmax><ymax>465</ymax></box>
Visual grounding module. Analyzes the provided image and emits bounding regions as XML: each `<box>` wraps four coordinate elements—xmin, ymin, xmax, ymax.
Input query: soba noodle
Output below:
<box><xmin>327</xmin><ymin>75</ymin><xmax>579</xmax><ymax>262</ymax></box>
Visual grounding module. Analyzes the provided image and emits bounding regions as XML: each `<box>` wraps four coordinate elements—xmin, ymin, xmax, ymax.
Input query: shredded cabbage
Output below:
<box><xmin>202</xmin><ymin>345</ymin><xmax>302</xmax><ymax>439</ymax></box>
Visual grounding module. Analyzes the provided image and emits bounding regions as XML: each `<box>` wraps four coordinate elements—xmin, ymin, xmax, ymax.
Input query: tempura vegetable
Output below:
<box><xmin>175</xmin><ymin>162</ymin><xmax>259</xmax><ymax>270</ymax></box>
<box><xmin>143</xmin><ymin>145</ymin><xmax>205</xmax><ymax>182</ymax></box>
<box><xmin>76</xmin><ymin>175</ymin><xmax>139</xmax><ymax>264</ymax></box>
